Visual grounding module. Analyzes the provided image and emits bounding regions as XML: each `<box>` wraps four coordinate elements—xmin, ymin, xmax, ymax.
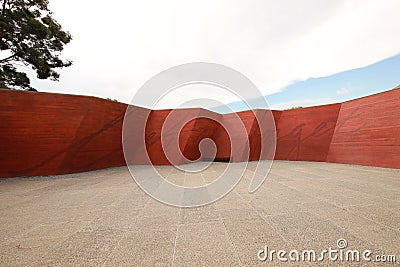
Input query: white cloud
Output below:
<box><xmin>28</xmin><ymin>0</ymin><xmax>400</xmax><ymax>108</ymax></box>
<box><xmin>269</xmin><ymin>98</ymin><xmax>337</xmax><ymax>110</ymax></box>
<box><xmin>152</xmin><ymin>84</ymin><xmax>242</xmax><ymax>110</ymax></box>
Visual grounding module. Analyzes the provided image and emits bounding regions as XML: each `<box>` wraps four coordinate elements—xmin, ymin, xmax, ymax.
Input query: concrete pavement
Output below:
<box><xmin>0</xmin><ymin>161</ymin><xmax>399</xmax><ymax>266</ymax></box>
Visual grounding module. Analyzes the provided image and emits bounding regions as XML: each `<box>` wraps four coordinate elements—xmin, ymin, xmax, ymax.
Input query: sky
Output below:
<box><xmin>221</xmin><ymin>54</ymin><xmax>400</xmax><ymax>111</ymax></box>
<box><xmin>27</xmin><ymin>0</ymin><xmax>400</xmax><ymax>111</ymax></box>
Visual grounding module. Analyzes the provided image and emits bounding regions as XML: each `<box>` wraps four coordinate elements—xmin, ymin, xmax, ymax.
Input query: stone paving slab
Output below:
<box><xmin>0</xmin><ymin>161</ymin><xmax>399</xmax><ymax>266</ymax></box>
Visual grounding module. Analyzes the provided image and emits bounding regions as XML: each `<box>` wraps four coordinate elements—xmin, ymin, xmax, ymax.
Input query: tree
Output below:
<box><xmin>285</xmin><ymin>106</ymin><xmax>303</xmax><ymax>110</ymax></box>
<box><xmin>0</xmin><ymin>0</ymin><xmax>72</xmax><ymax>90</ymax></box>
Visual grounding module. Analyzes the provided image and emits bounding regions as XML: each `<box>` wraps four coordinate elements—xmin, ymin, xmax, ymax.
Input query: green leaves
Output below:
<box><xmin>0</xmin><ymin>0</ymin><xmax>72</xmax><ymax>90</ymax></box>
<box><xmin>0</xmin><ymin>64</ymin><xmax>31</xmax><ymax>89</ymax></box>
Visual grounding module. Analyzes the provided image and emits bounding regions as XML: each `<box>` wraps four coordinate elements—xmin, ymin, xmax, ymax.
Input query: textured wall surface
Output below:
<box><xmin>212</xmin><ymin>110</ymin><xmax>257</xmax><ymax>162</ymax></box>
<box><xmin>1</xmin><ymin>88</ymin><xmax>399</xmax><ymax>178</ymax></box>
<box><xmin>0</xmin><ymin>90</ymin><xmax>127</xmax><ymax>177</ymax></box>
<box><xmin>211</xmin><ymin>110</ymin><xmax>279</xmax><ymax>162</ymax></box>
<box><xmin>327</xmin><ymin>89</ymin><xmax>400</xmax><ymax>168</ymax></box>
<box><xmin>180</xmin><ymin>109</ymin><xmax>221</xmax><ymax>163</ymax></box>
<box><xmin>275</xmin><ymin>104</ymin><xmax>341</xmax><ymax>162</ymax></box>
<box><xmin>142</xmin><ymin>108</ymin><xmax>221</xmax><ymax>165</ymax></box>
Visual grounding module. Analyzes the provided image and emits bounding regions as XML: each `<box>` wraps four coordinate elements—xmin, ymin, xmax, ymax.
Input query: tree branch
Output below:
<box><xmin>2</xmin><ymin>0</ymin><xmax>7</xmax><ymax>14</ymax></box>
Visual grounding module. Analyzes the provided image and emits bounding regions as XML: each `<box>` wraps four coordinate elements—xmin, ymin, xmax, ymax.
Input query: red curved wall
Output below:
<box><xmin>327</xmin><ymin>89</ymin><xmax>400</xmax><ymax>168</ymax></box>
<box><xmin>212</xmin><ymin>109</ymin><xmax>281</xmax><ymax>162</ymax></box>
<box><xmin>212</xmin><ymin>110</ymin><xmax>259</xmax><ymax>162</ymax></box>
<box><xmin>0</xmin><ymin>88</ymin><xmax>399</xmax><ymax>178</ymax></box>
<box><xmin>143</xmin><ymin>108</ymin><xmax>221</xmax><ymax>165</ymax></box>
<box><xmin>275</xmin><ymin>104</ymin><xmax>341</xmax><ymax>162</ymax></box>
<box><xmin>0</xmin><ymin>90</ymin><xmax>128</xmax><ymax>177</ymax></box>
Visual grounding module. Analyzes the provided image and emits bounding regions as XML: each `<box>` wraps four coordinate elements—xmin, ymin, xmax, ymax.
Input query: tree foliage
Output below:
<box><xmin>0</xmin><ymin>0</ymin><xmax>72</xmax><ymax>90</ymax></box>
<box><xmin>285</xmin><ymin>106</ymin><xmax>303</xmax><ymax>110</ymax></box>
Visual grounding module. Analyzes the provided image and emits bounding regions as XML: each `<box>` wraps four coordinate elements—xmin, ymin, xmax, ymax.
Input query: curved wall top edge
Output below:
<box><xmin>0</xmin><ymin>87</ymin><xmax>399</xmax><ymax>178</ymax></box>
<box><xmin>4</xmin><ymin>86</ymin><xmax>397</xmax><ymax>113</ymax></box>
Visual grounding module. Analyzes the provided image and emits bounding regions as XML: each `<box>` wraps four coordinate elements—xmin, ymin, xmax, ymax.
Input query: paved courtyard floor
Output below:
<box><xmin>0</xmin><ymin>161</ymin><xmax>399</xmax><ymax>266</ymax></box>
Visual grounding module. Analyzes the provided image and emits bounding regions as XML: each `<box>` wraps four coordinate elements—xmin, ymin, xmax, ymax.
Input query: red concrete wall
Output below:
<box><xmin>122</xmin><ymin>105</ymin><xmax>153</xmax><ymax>165</ymax></box>
<box><xmin>0</xmin><ymin>90</ymin><xmax>128</xmax><ymax>177</ymax></box>
<box><xmin>275</xmin><ymin>104</ymin><xmax>341</xmax><ymax>162</ymax></box>
<box><xmin>1</xmin><ymin>88</ymin><xmax>399</xmax><ymax>178</ymax></box>
<box><xmin>249</xmin><ymin>110</ymin><xmax>281</xmax><ymax>161</ymax></box>
<box><xmin>180</xmin><ymin>109</ymin><xmax>221</xmax><ymax>162</ymax></box>
<box><xmin>211</xmin><ymin>109</ymin><xmax>280</xmax><ymax>162</ymax></box>
<box><xmin>143</xmin><ymin>108</ymin><xmax>221</xmax><ymax>165</ymax></box>
<box><xmin>212</xmin><ymin>110</ymin><xmax>257</xmax><ymax>162</ymax></box>
<box><xmin>327</xmin><ymin>89</ymin><xmax>400</xmax><ymax>168</ymax></box>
